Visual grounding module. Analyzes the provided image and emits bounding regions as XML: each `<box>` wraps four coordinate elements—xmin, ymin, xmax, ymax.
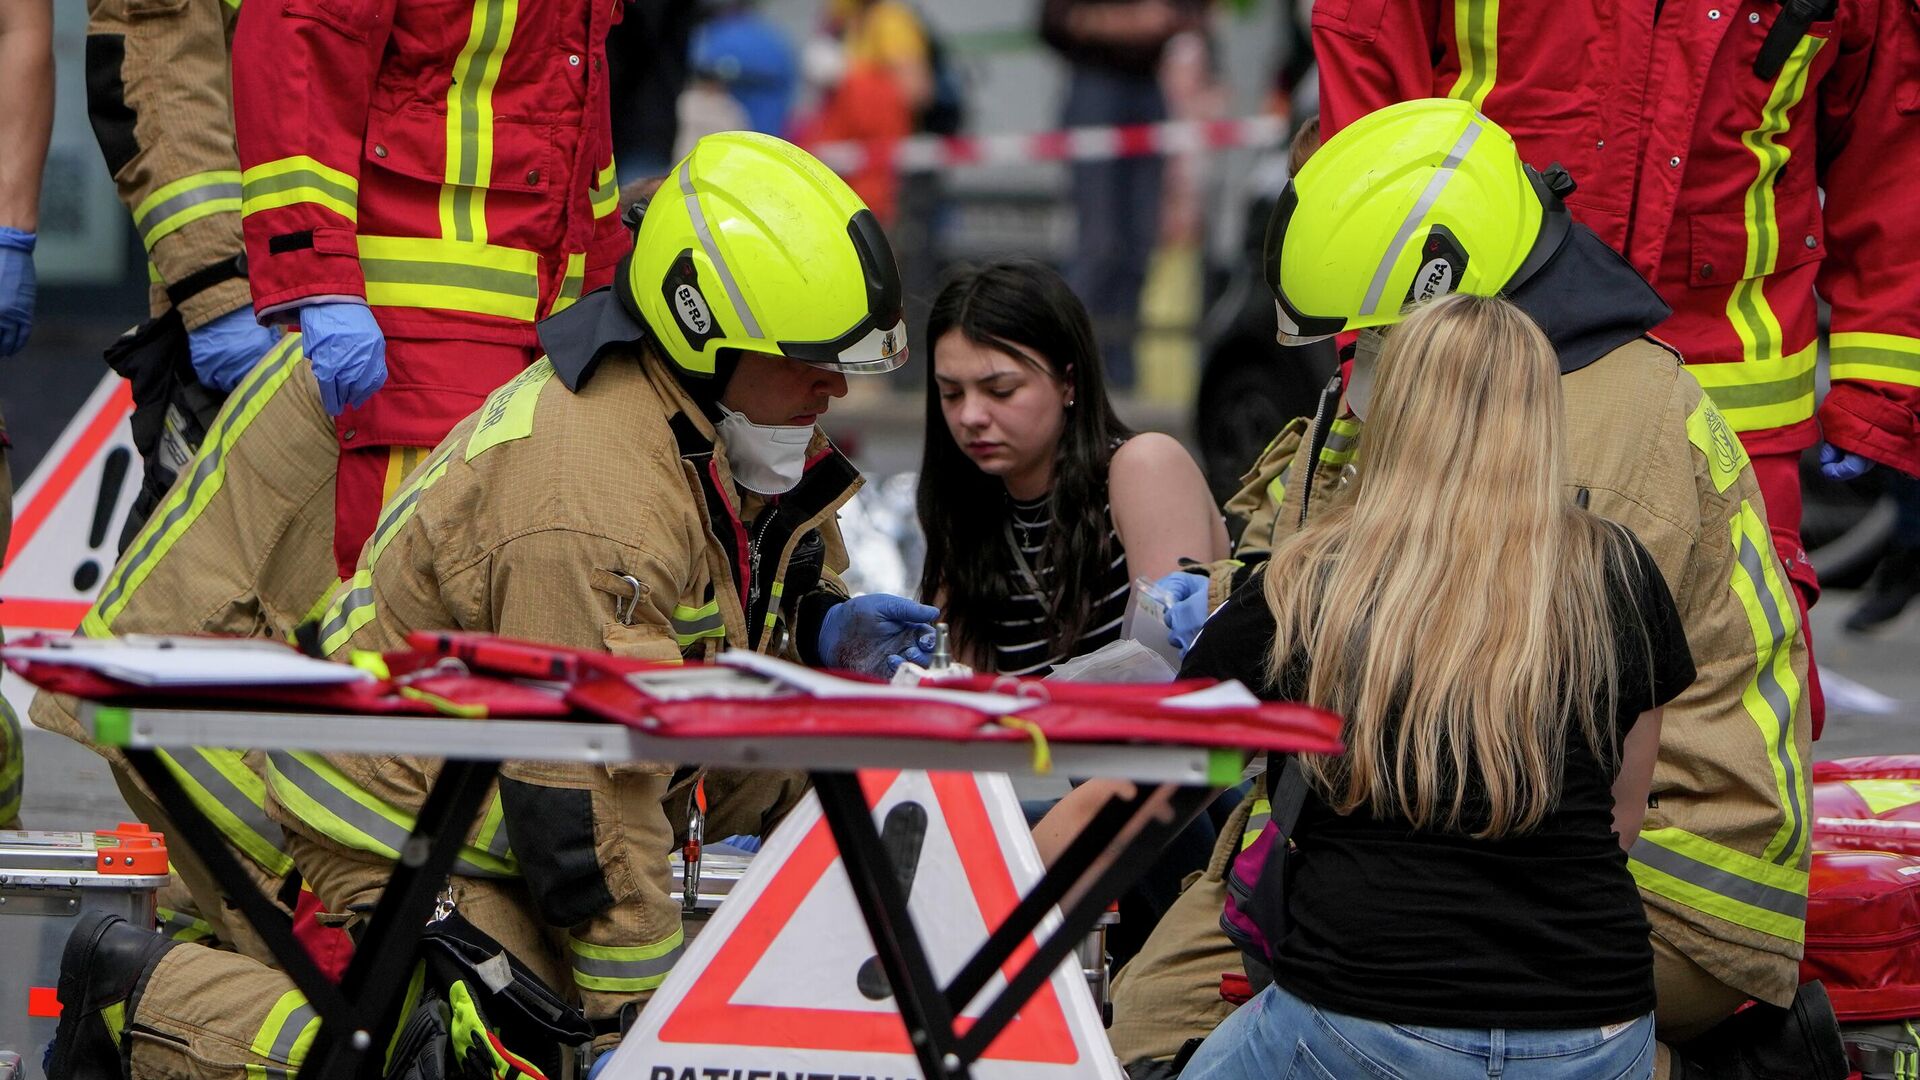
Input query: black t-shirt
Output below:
<box><xmin>1182</xmin><ymin>530</ymin><xmax>1695</xmax><ymax>1028</ymax></box>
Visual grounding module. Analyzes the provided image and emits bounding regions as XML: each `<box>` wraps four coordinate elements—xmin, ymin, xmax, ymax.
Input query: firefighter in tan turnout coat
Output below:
<box><xmin>1108</xmin><ymin>101</ymin><xmax>1817</xmax><ymax>1080</ymax></box>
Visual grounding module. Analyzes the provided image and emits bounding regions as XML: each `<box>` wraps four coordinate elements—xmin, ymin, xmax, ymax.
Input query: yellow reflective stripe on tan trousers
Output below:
<box><xmin>568</xmin><ymin>929</ymin><xmax>686</xmax><ymax>994</ymax></box>
<box><xmin>247</xmin><ymin>989</ymin><xmax>321</xmax><ymax>1079</ymax></box>
<box><xmin>266</xmin><ymin>750</ymin><xmax>517</xmax><ymax>877</ymax></box>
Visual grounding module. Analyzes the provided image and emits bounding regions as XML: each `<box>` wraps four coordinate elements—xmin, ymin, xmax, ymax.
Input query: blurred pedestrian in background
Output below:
<box><xmin>673</xmin><ymin>53</ymin><xmax>752</xmax><ymax>162</ymax></box>
<box><xmin>1042</xmin><ymin>0</ymin><xmax>1206</xmax><ymax>392</ymax></box>
<box><xmin>1134</xmin><ymin>19</ymin><xmax>1224</xmax><ymax>402</ymax></box>
<box><xmin>792</xmin><ymin>1</ymin><xmax>919</xmax><ymax>225</ymax></box>
<box><xmin>610</xmin><ymin>0</ymin><xmax>700</xmax><ymax>181</ymax></box>
<box><xmin>689</xmin><ymin>0</ymin><xmax>799</xmax><ymax>138</ymax></box>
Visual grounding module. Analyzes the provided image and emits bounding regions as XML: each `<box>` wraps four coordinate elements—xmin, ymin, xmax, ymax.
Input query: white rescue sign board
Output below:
<box><xmin>614</xmin><ymin>770</ymin><xmax>1124</xmax><ymax>1080</ymax></box>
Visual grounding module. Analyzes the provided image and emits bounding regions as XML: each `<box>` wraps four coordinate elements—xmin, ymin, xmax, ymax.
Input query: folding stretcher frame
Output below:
<box><xmin>84</xmin><ymin>700</ymin><xmax>1290</xmax><ymax>1080</ymax></box>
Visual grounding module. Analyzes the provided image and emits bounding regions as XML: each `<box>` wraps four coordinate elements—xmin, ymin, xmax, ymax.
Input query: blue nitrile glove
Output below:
<box><xmin>718</xmin><ymin>834</ymin><xmax>762</xmax><ymax>853</ymax></box>
<box><xmin>1820</xmin><ymin>442</ymin><xmax>1876</xmax><ymax>482</ymax></box>
<box><xmin>188</xmin><ymin>305</ymin><xmax>279</xmax><ymax>391</ymax></box>
<box><xmin>1156</xmin><ymin>570</ymin><xmax>1213</xmax><ymax>656</ymax></box>
<box><xmin>298</xmin><ymin>301</ymin><xmax>388</xmax><ymax>415</ymax></box>
<box><xmin>0</xmin><ymin>227</ymin><xmax>37</xmax><ymax>357</ymax></box>
<box><xmin>588</xmin><ymin>1051</ymin><xmax>613</xmax><ymax>1078</ymax></box>
<box><xmin>817</xmin><ymin>593</ymin><xmax>939</xmax><ymax>677</ymax></box>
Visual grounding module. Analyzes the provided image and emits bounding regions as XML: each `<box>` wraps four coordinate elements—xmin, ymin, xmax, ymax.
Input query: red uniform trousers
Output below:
<box><xmin>332</xmin><ymin>338</ymin><xmax>539</xmax><ymax>577</ymax></box>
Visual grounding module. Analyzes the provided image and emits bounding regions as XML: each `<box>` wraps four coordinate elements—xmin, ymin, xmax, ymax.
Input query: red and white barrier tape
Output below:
<box><xmin>805</xmin><ymin>114</ymin><xmax>1289</xmax><ymax>175</ymax></box>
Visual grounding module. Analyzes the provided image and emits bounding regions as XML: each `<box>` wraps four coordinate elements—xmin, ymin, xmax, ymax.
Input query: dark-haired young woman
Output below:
<box><xmin>916</xmin><ymin>259</ymin><xmax>1228</xmax><ymax>675</ymax></box>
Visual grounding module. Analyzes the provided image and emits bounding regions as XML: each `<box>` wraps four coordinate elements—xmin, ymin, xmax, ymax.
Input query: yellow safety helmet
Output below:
<box><xmin>618</xmin><ymin>131</ymin><xmax>907</xmax><ymax>377</ymax></box>
<box><xmin>1264</xmin><ymin>98</ymin><xmax>1572</xmax><ymax>344</ymax></box>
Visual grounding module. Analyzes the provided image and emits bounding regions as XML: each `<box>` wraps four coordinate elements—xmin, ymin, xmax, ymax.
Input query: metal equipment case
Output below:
<box><xmin>0</xmin><ymin>826</ymin><xmax>169</xmax><ymax>1080</ymax></box>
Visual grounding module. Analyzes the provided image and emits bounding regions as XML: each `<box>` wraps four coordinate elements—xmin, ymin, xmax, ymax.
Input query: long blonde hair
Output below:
<box><xmin>1265</xmin><ymin>292</ymin><xmax>1633</xmax><ymax>838</ymax></box>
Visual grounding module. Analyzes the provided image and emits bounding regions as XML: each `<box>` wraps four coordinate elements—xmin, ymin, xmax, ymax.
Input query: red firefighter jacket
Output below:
<box><xmin>1315</xmin><ymin>0</ymin><xmax>1920</xmax><ymax>476</ymax></box>
<box><xmin>231</xmin><ymin>0</ymin><xmax>628</xmax><ymax>444</ymax></box>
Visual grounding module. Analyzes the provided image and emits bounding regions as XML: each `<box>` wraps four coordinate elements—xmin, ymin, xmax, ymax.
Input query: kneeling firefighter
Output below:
<box><xmin>47</xmin><ymin>131</ymin><xmax>939</xmax><ymax>1080</ymax></box>
<box><xmin>1105</xmin><ymin>99</ymin><xmax>1844</xmax><ymax>1080</ymax></box>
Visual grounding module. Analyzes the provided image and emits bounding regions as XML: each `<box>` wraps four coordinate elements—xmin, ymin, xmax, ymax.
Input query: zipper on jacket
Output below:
<box><xmin>1296</xmin><ymin>374</ymin><xmax>1345</xmax><ymax>528</ymax></box>
<box><xmin>747</xmin><ymin>511</ymin><xmax>779</xmax><ymax>635</ymax></box>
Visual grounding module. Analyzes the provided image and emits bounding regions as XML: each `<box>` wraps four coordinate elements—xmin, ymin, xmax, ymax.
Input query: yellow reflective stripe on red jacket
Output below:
<box><xmin>134</xmin><ymin>170</ymin><xmax>242</xmax><ymax>251</ymax></box>
<box><xmin>568</xmin><ymin>929</ymin><xmax>685</xmax><ymax>992</ymax></box>
<box><xmin>1722</xmin><ymin>33</ymin><xmax>1823</xmax><ymax>399</ymax></box>
<box><xmin>442</xmin><ymin>0</ymin><xmax>521</xmax><ymax>243</ymax></box>
<box><xmin>1690</xmin><ymin>343</ymin><xmax>1817</xmax><ymax>435</ymax></box>
<box><xmin>590</xmin><ymin>158</ymin><xmax>618</xmax><ymax>220</ymax></box>
<box><xmin>247</xmin><ymin>989</ymin><xmax>320</xmax><ymax>1080</ymax></box>
<box><xmin>1831</xmin><ymin>332</ymin><xmax>1920</xmax><ymax>390</ymax></box>
<box><xmin>1445</xmin><ymin>0</ymin><xmax>1499</xmax><ymax>110</ymax></box>
<box><xmin>549</xmin><ymin>252</ymin><xmax>587</xmax><ymax>316</ymax></box>
<box><xmin>358</xmin><ymin>235</ymin><xmax>541</xmax><ymax>321</ymax></box>
<box><xmin>241</xmin><ymin>157</ymin><xmax>358</xmax><ymax>222</ymax></box>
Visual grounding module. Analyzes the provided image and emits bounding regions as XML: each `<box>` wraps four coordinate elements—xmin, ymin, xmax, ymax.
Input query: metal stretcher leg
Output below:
<box><xmin>957</xmin><ymin>784</ymin><xmax>1216</xmax><ymax>1063</ymax></box>
<box><xmin>810</xmin><ymin>771</ymin><xmax>1217</xmax><ymax>1080</ymax></box>
<box><xmin>813</xmin><ymin>771</ymin><xmax>970</xmax><ymax>1078</ymax></box>
<box><xmin>125</xmin><ymin>747</ymin><xmax>499</xmax><ymax>1080</ymax></box>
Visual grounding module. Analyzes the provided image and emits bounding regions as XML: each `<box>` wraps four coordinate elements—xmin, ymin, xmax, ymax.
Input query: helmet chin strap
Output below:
<box><xmin>618</xmin><ymin>247</ymin><xmax>743</xmax><ymax>419</ymax></box>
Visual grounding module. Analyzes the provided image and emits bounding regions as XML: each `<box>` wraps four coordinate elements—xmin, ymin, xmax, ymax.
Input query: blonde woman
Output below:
<box><xmin>1180</xmin><ymin>294</ymin><xmax>1690</xmax><ymax>1080</ymax></box>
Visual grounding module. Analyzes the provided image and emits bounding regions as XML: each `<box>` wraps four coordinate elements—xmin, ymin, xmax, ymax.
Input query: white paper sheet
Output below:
<box><xmin>716</xmin><ymin>650</ymin><xmax>1038</xmax><ymax>714</ymax></box>
<box><xmin>2</xmin><ymin>638</ymin><xmax>373</xmax><ymax>687</ymax></box>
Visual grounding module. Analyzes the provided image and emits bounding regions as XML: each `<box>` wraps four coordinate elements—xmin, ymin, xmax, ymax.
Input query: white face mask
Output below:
<box><xmin>715</xmin><ymin>404</ymin><xmax>814</xmax><ymax>495</ymax></box>
<box><xmin>1343</xmin><ymin>328</ymin><xmax>1388</xmax><ymax>421</ymax></box>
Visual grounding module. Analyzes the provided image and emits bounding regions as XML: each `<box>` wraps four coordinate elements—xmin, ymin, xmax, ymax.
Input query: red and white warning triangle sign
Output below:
<box><xmin>1</xmin><ymin>373</ymin><xmax>139</xmax><ymax>716</ymax></box>
<box><xmin>1</xmin><ymin>372</ymin><xmax>139</xmax><ymax>633</ymax></box>
<box><xmin>614</xmin><ymin>770</ymin><xmax>1124</xmax><ymax>1080</ymax></box>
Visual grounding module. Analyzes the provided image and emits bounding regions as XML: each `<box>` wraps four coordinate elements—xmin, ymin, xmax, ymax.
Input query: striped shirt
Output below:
<box><xmin>985</xmin><ymin>490</ymin><xmax>1131</xmax><ymax>676</ymax></box>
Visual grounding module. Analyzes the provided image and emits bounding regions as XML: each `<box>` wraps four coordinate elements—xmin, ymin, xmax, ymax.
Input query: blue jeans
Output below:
<box><xmin>1180</xmin><ymin>984</ymin><xmax>1655</xmax><ymax>1080</ymax></box>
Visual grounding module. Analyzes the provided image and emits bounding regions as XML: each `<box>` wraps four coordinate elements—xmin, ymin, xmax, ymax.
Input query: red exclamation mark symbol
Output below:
<box><xmin>72</xmin><ymin>447</ymin><xmax>131</xmax><ymax>592</ymax></box>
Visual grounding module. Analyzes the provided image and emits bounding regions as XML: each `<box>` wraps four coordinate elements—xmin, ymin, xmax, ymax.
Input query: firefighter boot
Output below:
<box><xmin>47</xmin><ymin>910</ymin><xmax>180</xmax><ymax>1080</ymax></box>
<box><xmin>1671</xmin><ymin>981</ymin><xmax>1849</xmax><ymax>1080</ymax></box>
